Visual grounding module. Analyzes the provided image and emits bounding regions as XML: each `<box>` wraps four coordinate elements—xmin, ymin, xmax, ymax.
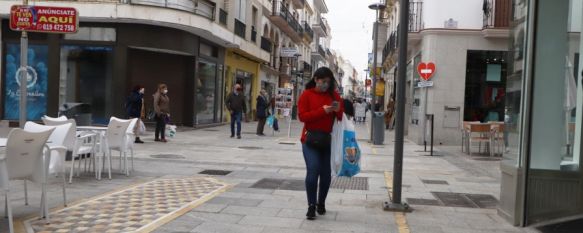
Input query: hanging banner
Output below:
<box><xmin>375</xmin><ymin>79</ymin><xmax>385</xmax><ymax>96</ymax></box>
<box><xmin>10</xmin><ymin>5</ymin><xmax>79</xmax><ymax>33</ymax></box>
<box><xmin>4</xmin><ymin>44</ymin><xmax>48</xmax><ymax>120</ymax></box>
<box><xmin>280</xmin><ymin>47</ymin><xmax>299</xmax><ymax>58</ymax></box>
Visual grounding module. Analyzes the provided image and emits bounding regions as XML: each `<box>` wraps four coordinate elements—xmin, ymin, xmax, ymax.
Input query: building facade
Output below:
<box><xmin>380</xmin><ymin>0</ymin><xmax>510</xmax><ymax>145</ymax></box>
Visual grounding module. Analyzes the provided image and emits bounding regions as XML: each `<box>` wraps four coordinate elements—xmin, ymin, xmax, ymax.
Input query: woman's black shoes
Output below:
<box><xmin>317</xmin><ymin>204</ymin><xmax>326</xmax><ymax>215</ymax></box>
<box><xmin>306</xmin><ymin>205</ymin><xmax>316</xmax><ymax>220</ymax></box>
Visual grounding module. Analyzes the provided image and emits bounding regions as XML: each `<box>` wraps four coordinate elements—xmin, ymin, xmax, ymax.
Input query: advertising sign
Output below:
<box><xmin>280</xmin><ymin>47</ymin><xmax>299</xmax><ymax>58</ymax></box>
<box><xmin>10</xmin><ymin>5</ymin><xmax>79</xmax><ymax>33</ymax></box>
<box><xmin>4</xmin><ymin>44</ymin><xmax>48</xmax><ymax>120</ymax></box>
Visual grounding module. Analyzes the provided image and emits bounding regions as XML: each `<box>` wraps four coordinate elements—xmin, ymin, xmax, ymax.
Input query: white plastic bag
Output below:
<box><xmin>331</xmin><ymin>113</ymin><xmax>361</xmax><ymax>177</ymax></box>
<box><xmin>165</xmin><ymin>124</ymin><xmax>177</xmax><ymax>138</ymax></box>
<box><xmin>138</xmin><ymin>120</ymin><xmax>146</xmax><ymax>135</ymax></box>
<box><xmin>331</xmin><ymin>114</ymin><xmax>346</xmax><ymax>176</ymax></box>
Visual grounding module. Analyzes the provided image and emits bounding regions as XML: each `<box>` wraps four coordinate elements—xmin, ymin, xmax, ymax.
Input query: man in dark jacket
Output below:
<box><xmin>126</xmin><ymin>85</ymin><xmax>145</xmax><ymax>143</ymax></box>
<box><xmin>256</xmin><ymin>90</ymin><xmax>269</xmax><ymax>136</ymax></box>
<box><xmin>225</xmin><ymin>84</ymin><xmax>247</xmax><ymax>139</ymax></box>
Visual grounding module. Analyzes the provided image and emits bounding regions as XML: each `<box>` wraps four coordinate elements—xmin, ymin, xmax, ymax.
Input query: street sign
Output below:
<box><xmin>10</xmin><ymin>5</ymin><xmax>79</xmax><ymax>33</ymax></box>
<box><xmin>417</xmin><ymin>62</ymin><xmax>436</xmax><ymax>81</ymax></box>
<box><xmin>280</xmin><ymin>47</ymin><xmax>299</xmax><ymax>58</ymax></box>
<box><xmin>417</xmin><ymin>81</ymin><xmax>434</xmax><ymax>88</ymax></box>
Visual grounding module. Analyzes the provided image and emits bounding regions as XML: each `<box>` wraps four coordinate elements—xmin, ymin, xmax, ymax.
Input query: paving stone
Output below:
<box><xmin>238</xmin><ymin>216</ymin><xmax>304</xmax><ymax>228</ymax></box>
<box><xmin>190</xmin><ymin>222</ymin><xmax>264</xmax><ymax>233</ymax></box>
<box><xmin>221</xmin><ymin>206</ymin><xmax>281</xmax><ymax>217</ymax></box>
<box><xmin>187</xmin><ymin>211</ymin><xmax>244</xmax><ymax>224</ymax></box>
<box><xmin>207</xmin><ymin>197</ymin><xmax>263</xmax><ymax>207</ymax></box>
<box><xmin>193</xmin><ymin>203</ymin><xmax>228</xmax><ymax>213</ymax></box>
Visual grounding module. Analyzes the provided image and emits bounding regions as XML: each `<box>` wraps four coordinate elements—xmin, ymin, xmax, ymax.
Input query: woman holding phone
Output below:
<box><xmin>298</xmin><ymin>67</ymin><xmax>343</xmax><ymax>220</ymax></box>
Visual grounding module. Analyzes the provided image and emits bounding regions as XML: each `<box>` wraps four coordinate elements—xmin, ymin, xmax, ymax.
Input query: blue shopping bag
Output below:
<box><xmin>267</xmin><ymin>115</ymin><xmax>275</xmax><ymax>127</ymax></box>
<box><xmin>339</xmin><ymin>129</ymin><xmax>361</xmax><ymax>177</ymax></box>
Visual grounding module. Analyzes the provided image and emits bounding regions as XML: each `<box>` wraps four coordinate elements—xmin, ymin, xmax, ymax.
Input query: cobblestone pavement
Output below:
<box><xmin>1</xmin><ymin>114</ymin><xmax>543</xmax><ymax>233</ymax></box>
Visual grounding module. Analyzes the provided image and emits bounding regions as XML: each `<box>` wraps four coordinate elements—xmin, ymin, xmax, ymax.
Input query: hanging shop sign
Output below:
<box><xmin>10</xmin><ymin>5</ymin><xmax>79</xmax><ymax>33</ymax></box>
<box><xmin>280</xmin><ymin>47</ymin><xmax>299</xmax><ymax>58</ymax></box>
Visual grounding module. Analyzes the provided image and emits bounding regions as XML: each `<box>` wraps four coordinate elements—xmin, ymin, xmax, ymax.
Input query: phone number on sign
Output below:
<box><xmin>38</xmin><ymin>24</ymin><xmax>76</xmax><ymax>32</ymax></box>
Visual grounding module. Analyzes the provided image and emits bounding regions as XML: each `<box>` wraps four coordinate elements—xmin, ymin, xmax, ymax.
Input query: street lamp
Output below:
<box><xmin>364</xmin><ymin>69</ymin><xmax>370</xmax><ymax>100</ymax></box>
<box><xmin>369</xmin><ymin>2</ymin><xmax>386</xmax><ymax>145</ymax></box>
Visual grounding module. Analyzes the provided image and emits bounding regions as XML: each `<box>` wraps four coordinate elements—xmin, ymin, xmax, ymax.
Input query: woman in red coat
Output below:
<box><xmin>298</xmin><ymin>67</ymin><xmax>343</xmax><ymax>220</ymax></box>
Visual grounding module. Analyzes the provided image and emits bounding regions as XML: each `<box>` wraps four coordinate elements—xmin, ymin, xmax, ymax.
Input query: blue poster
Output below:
<box><xmin>4</xmin><ymin>44</ymin><xmax>48</xmax><ymax>120</ymax></box>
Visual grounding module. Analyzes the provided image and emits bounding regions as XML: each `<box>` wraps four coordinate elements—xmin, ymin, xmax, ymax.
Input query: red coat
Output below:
<box><xmin>298</xmin><ymin>88</ymin><xmax>344</xmax><ymax>143</ymax></box>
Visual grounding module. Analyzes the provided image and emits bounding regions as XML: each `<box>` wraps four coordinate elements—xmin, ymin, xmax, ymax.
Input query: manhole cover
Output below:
<box><xmin>150</xmin><ymin>154</ymin><xmax>185</xmax><ymax>159</ymax></box>
<box><xmin>199</xmin><ymin>170</ymin><xmax>232</xmax><ymax>176</ymax></box>
<box><xmin>250</xmin><ymin>178</ymin><xmax>305</xmax><ymax>191</ymax></box>
<box><xmin>472</xmin><ymin>157</ymin><xmax>503</xmax><ymax>161</ymax></box>
<box><xmin>421</xmin><ymin>179</ymin><xmax>449</xmax><ymax>185</ymax></box>
<box><xmin>203</xmin><ymin>129</ymin><xmax>220</xmax><ymax>132</ymax></box>
<box><xmin>406</xmin><ymin>198</ymin><xmax>441</xmax><ymax>206</ymax></box>
<box><xmin>238</xmin><ymin>146</ymin><xmax>263</xmax><ymax>150</ymax></box>
<box><xmin>466</xmin><ymin>194</ymin><xmax>498</xmax><ymax>209</ymax></box>
<box><xmin>432</xmin><ymin>192</ymin><xmax>478</xmax><ymax>208</ymax></box>
<box><xmin>330</xmin><ymin>177</ymin><xmax>369</xmax><ymax>190</ymax></box>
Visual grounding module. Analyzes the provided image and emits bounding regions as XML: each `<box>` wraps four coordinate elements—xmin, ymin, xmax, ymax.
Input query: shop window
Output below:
<box><xmin>64</xmin><ymin>27</ymin><xmax>116</xmax><ymax>42</ymax></box>
<box><xmin>196</xmin><ymin>60</ymin><xmax>218</xmax><ymax>124</ymax></box>
<box><xmin>464</xmin><ymin>50</ymin><xmax>508</xmax><ymax>123</ymax></box>
<box><xmin>3</xmin><ymin>44</ymin><xmax>48</xmax><ymax>120</ymax></box>
<box><xmin>59</xmin><ymin>45</ymin><xmax>114</xmax><ymax>125</ymax></box>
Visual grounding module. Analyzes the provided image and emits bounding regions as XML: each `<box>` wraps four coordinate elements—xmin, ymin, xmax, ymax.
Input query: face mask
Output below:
<box><xmin>316</xmin><ymin>82</ymin><xmax>330</xmax><ymax>92</ymax></box>
<box><xmin>139</xmin><ymin>89</ymin><xmax>145</xmax><ymax>94</ymax></box>
<box><xmin>163</xmin><ymin>90</ymin><xmax>168</xmax><ymax>94</ymax></box>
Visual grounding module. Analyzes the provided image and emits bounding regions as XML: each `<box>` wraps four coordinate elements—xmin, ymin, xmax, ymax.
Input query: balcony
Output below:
<box><xmin>291</xmin><ymin>0</ymin><xmax>305</xmax><ymax>9</ymax></box>
<box><xmin>303</xmin><ymin>21</ymin><xmax>314</xmax><ymax>42</ymax></box>
<box><xmin>311</xmin><ymin>44</ymin><xmax>326</xmax><ymax>61</ymax></box>
<box><xmin>261</xmin><ymin>36</ymin><xmax>273</xmax><ymax>53</ymax></box>
<box><xmin>409</xmin><ymin>2</ymin><xmax>423</xmax><ymax>33</ymax></box>
<box><xmin>382</xmin><ymin>32</ymin><xmax>397</xmax><ymax>64</ymax></box>
<box><xmin>219</xmin><ymin>8</ymin><xmax>227</xmax><ymax>26</ymax></box>
<box><xmin>130</xmin><ymin>0</ymin><xmax>215</xmax><ymax>20</ymax></box>
<box><xmin>251</xmin><ymin>26</ymin><xmax>257</xmax><ymax>42</ymax></box>
<box><xmin>483</xmin><ymin>0</ymin><xmax>510</xmax><ymax>29</ymax></box>
<box><xmin>312</xmin><ymin>17</ymin><xmax>328</xmax><ymax>36</ymax></box>
<box><xmin>235</xmin><ymin>19</ymin><xmax>246</xmax><ymax>39</ymax></box>
<box><xmin>269</xmin><ymin>1</ymin><xmax>304</xmax><ymax>43</ymax></box>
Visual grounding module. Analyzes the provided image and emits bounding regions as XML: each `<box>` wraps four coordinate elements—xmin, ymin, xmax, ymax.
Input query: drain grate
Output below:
<box><xmin>421</xmin><ymin>179</ymin><xmax>449</xmax><ymax>185</ymax></box>
<box><xmin>203</xmin><ymin>129</ymin><xmax>220</xmax><ymax>132</ymax></box>
<box><xmin>330</xmin><ymin>177</ymin><xmax>369</xmax><ymax>190</ymax></box>
<box><xmin>199</xmin><ymin>170</ymin><xmax>232</xmax><ymax>176</ymax></box>
<box><xmin>430</xmin><ymin>192</ymin><xmax>498</xmax><ymax>209</ymax></box>
<box><xmin>150</xmin><ymin>154</ymin><xmax>185</xmax><ymax>159</ymax></box>
<box><xmin>238</xmin><ymin>146</ymin><xmax>264</xmax><ymax>150</ymax></box>
<box><xmin>250</xmin><ymin>177</ymin><xmax>369</xmax><ymax>191</ymax></box>
<box><xmin>472</xmin><ymin>157</ymin><xmax>503</xmax><ymax>161</ymax></box>
<box><xmin>279</xmin><ymin>142</ymin><xmax>297</xmax><ymax>145</ymax></box>
<box><xmin>406</xmin><ymin>198</ymin><xmax>441</xmax><ymax>206</ymax></box>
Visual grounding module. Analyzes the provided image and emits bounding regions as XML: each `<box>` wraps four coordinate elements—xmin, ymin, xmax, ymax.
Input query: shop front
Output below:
<box><xmin>499</xmin><ymin>0</ymin><xmax>583</xmax><ymax>227</ymax></box>
<box><xmin>1</xmin><ymin>21</ymin><xmax>225</xmax><ymax>126</ymax></box>
<box><xmin>224</xmin><ymin>50</ymin><xmax>261</xmax><ymax>121</ymax></box>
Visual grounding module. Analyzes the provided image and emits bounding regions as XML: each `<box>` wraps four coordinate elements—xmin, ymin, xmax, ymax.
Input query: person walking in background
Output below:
<box><xmin>298</xmin><ymin>67</ymin><xmax>343</xmax><ymax>220</ymax></box>
<box><xmin>153</xmin><ymin>84</ymin><xmax>170</xmax><ymax>142</ymax></box>
<box><xmin>385</xmin><ymin>97</ymin><xmax>395</xmax><ymax>130</ymax></box>
<box><xmin>126</xmin><ymin>85</ymin><xmax>145</xmax><ymax>143</ymax></box>
<box><xmin>226</xmin><ymin>84</ymin><xmax>247</xmax><ymax>139</ymax></box>
<box><xmin>354</xmin><ymin>100</ymin><xmax>367</xmax><ymax>123</ymax></box>
<box><xmin>256</xmin><ymin>89</ymin><xmax>269</xmax><ymax>136</ymax></box>
<box><xmin>343</xmin><ymin>98</ymin><xmax>354</xmax><ymax>120</ymax></box>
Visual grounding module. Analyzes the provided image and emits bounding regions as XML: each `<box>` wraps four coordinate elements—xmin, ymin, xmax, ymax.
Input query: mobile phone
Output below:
<box><xmin>331</xmin><ymin>101</ymin><xmax>339</xmax><ymax>108</ymax></box>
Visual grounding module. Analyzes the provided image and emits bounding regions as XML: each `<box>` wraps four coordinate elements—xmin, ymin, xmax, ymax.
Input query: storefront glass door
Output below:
<box><xmin>196</xmin><ymin>60</ymin><xmax>218</xmax><ymax>124</ymax></box>
<box><xmin>525</xmin><ymin>0</ymin><xmax>583</xmax><ymax>225</ymax></box>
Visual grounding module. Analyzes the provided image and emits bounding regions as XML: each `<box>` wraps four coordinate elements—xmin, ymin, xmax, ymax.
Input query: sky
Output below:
<box><xmin>326</xmin><ymin>0</ymin><xmax>377</xmax><ymax>80</ymax></box>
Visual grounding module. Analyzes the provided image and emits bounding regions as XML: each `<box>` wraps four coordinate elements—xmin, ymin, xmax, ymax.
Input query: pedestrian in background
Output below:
<box><xmin>256</xmin><ymin>89</ymin><xmax>269</xmax><ymax>136</ymax></box>
<box><xmin>126</xmin><ymin>85</ymin><xmax>145</xmax><ymax>143</ymax></box>
<box><xmin>153</xmin><ymin>83</ymin><xmax>170</xmax><ymax>142</ymax></box>
<box><xmin>385</xmin><ymin>97</ymin><xmax>395</xmax><ymax>130</ymax></box>
<box><xmin>298</xmin><ymin>67</ymin><xmax>343</xmax><ymax>220</ymax></box>
<box><xmin>343</xmin><ymin>98</ymin><xmax>354</xmax><ymax>120</ymax></box>
<box><xmin>226</xmin><ymin>84</ymin><xmax>247</xmax><ymax>139</ymax></box>
<box><xmin>355</xmin><ymin>100</ymin><xmax>367</xmax><ymax>123</ymax></box>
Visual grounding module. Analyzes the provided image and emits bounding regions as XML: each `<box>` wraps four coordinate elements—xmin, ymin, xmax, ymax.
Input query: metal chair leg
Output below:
<box><xmin>24</xmin><ymin>180</ymin><xmax>28</xmax><ymax>206</ymax></box>
<box><xmin>6</xmin><ymin>193</ymin><xmax>14</xmax><ymax>233</ymax></box>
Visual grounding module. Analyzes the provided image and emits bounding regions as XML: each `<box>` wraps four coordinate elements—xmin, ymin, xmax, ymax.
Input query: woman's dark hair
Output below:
<box><xmin>305</xmin><ymin>67</ymin><xmax>337</xmax><ymax>96</ymax></box>
<box><xmin>132</xmin><ymin>85</ymin><xmax>143</xmax><ymax>92</ymax></box>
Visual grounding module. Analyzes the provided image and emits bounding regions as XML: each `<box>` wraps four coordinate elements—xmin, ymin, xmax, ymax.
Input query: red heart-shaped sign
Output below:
<box><xmin>417</xmin><ymin>62</ymin><xmax>436</xmax><ymax>81</ymax></box>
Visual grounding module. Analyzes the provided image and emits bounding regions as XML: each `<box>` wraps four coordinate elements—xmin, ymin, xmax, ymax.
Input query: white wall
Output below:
<box><xmin>423</xmin><ymin>0</ymin><xmax>484</xmax><ymax>30</ymax></box>
<box><xmin>570</xmin><ymin>0</ymin><xmax>583</xmax><ymax>32</ymax></box>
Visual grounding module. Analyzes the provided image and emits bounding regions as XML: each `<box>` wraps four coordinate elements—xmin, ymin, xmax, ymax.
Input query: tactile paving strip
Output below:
<box><xmin>24</xmin><ymin>177</ymin><xmax>229</xmax><ymax>233</ymax></box>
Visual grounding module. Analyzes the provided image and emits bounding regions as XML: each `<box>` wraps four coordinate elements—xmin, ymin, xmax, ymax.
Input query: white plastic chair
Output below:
<box><xmin>0</xmin><ymin>120</ymin><xmax>11</xmax><ymax>138</ymax></box>
<box><xmin>125</xmin><ymin>118</ymin><xmax>138</xmax><ymax>172</ymax></box>
<box><xmin>0</xmin><ymin>128</ymin><xmax>54</xmax><ymax>232</ymax></box>
<box><xmin>43</xmin><ymin>115</ymin><xmax>67</xmax><ymax>122</ymax></box>
<box><xmin>42</xmin><ymin>118</ymin><xmax>97</xmax><ymax>183</ymax></box>
<box><xmin>24</xmin><ymin>122</ymin><xmax>70</xmax><ymax>206</ymax></box>
<box><xmin>98</xmin><ymin>117</ymin><xmax>131</xmax><ymax>180</ymax></box>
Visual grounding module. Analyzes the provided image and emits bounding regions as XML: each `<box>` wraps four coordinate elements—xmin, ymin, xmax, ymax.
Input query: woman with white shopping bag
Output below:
<box><xmin>298</xmin><ymin>67</ymin><xmax>343</xmax><ymax>220</ymax></box>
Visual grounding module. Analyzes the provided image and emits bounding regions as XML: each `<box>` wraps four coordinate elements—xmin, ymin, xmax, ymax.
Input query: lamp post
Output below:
<box><xmin>364</xmin><ymin>69</ymin><xmax>370</xmax><ymax>100</ymax></box>
<box><xmin>369</xmin><ymin>3</ymin><xmax>386</xmax><ymax>144</ymax></box>
<box><xmin>384</xmin><ymin>0</ymin><xmax>411</xmax><ymax>212</ymax></box>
